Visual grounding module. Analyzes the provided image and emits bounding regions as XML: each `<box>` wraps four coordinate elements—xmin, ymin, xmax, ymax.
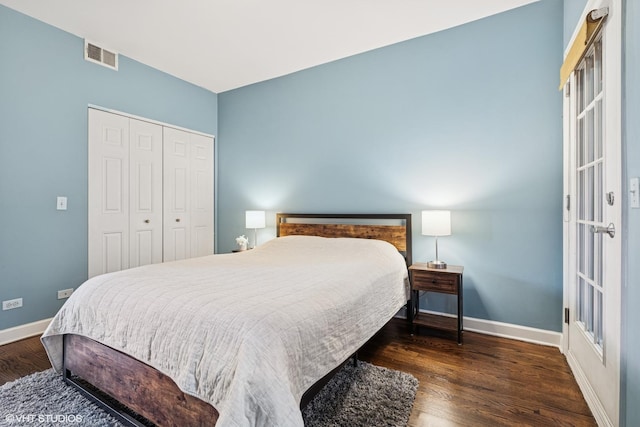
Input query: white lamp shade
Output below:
<box><xmin>421</xmin><ymin>210</ymin><xmax>451</xmax><ymax>236</ymax></box>
<box><xmin>245</xmin><ymin>210</ymin><xmax>266</xmax><ymax>229</ymax></box>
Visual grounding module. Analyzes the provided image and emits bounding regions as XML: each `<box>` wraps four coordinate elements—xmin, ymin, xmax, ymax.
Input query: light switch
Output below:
<box><xmin>631</xmin><ymin>178</ymin><xmax>640</xmax><ymax>209</ymax></box>
<box><xmin>57</xmin><ymin>196</ymin><xmax>67</xmax><ymax>210</ymax></box>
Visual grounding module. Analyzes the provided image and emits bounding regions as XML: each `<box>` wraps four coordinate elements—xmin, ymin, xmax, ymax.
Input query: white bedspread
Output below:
<box><xmin>41</xmin><ymin>236</ymin><xmax>409</xmax><ymax>427</ymax></box>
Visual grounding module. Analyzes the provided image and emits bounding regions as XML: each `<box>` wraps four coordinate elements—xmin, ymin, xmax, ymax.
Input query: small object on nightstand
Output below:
<box><xmin>235</xmin><ymin>235</ymin><xmax>249</xmax><ymax>251</ymax></box>
<box><xmin>407</xmin><ymin>263</ymin><xmax>464</xmax><ymax>344</ymax></box>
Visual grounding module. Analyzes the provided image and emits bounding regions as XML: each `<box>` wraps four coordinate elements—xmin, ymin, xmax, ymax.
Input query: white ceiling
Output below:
<box><xmin>1</xmin><ymin>0</ymin><xmax>538</xmax><ymax>93</ymax></box>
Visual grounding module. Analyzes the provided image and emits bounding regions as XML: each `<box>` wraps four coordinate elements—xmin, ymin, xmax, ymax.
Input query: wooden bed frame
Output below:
<box><xmin>62</xmin><ymin>213</ymin><xmax>412</xmax><ymax>426</ymax></box>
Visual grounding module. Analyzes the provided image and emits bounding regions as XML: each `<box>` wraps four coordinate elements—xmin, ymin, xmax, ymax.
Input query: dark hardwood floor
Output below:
<box><xmin>359</xmin><ymin>319</ymin><xmax>596</xmax><ymax>426</ymax></box>
<box><xmin>1</xmin><ymin>319</ymin><xmax>595</xmax><ymax>426</ymax></box>
<box><xmin>0</xmin><ymin>334</ymin><xmax>50</xmax><ymax>385</ymax></box>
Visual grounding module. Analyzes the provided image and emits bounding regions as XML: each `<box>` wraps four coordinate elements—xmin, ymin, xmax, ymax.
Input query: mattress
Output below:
<box><xmin>41</xmin><ymin>235</ymin><xmax>409</xmax><ymax>427</ymax></box>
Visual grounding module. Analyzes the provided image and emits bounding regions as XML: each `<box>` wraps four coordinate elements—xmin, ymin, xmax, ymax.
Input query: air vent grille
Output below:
<box><xmin>84</xmin><ymin>40</ymin><xmax>118</xmax><ymax>70</ymax></box>
<box><xmin>102</xmin><ymin>50</ymin><xmax>117</xmax><ymax>67</ymax></box>
<box><xmin>87</xmin><ymin>43</ymin><xmax>101</xmax><ymax>61</ymax></box>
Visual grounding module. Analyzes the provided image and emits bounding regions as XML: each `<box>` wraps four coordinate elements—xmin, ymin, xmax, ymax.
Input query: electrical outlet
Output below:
<box><xmin>57</xmin><ymin>196</ymin><xmax>67</xmax><ymax>210</ymax></box>
<box><xmin>57</xmin><ymin>288</ymin><xmax>74</xmax><ymax>299</ymax></box>
<box><xmin>2</xmin><ymin>298</ymin><xmax>23</xmax><ymax>310</ymax></box>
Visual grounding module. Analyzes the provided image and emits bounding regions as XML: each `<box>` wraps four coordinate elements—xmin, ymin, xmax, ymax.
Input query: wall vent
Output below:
<box><xmin>84</xmin><ymin>40</ymin><xmax>118</xmax><ymax>70</ymax></box>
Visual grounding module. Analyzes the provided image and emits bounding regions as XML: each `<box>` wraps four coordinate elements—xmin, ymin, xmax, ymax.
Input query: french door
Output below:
<box><xmin>563</xmin><ymin>2</ymin><xmax>621</xmax><ymax>426</ymax></box>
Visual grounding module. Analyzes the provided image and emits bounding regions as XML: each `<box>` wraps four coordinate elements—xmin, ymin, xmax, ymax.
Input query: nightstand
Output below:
<box><xmin>408</xmin><ymin>263</ymin><xmax>464</xmax><ymax>344</ymax></box>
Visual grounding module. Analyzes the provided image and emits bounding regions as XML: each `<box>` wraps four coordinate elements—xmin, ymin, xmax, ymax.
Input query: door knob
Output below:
<box><xmin>144</xmin><ymin>219</ymin><xmax>150</xmax><ymax>224</ymax></box>
<box><xmin>590</xmin><ymin>223</ymin><xmax>615</xmax><ymax>238</ymax></box>
<box><xmin>176</xmin><ymin>218</ymin><xmax>180</xmax><ymax>222</ymax></box>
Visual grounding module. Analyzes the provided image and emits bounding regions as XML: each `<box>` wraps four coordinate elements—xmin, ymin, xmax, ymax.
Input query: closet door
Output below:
<box><xmin>163</xmin><ymin>128</ymin><xmax>214</xmax><ymax>261</ymax></box>
<box><xmin>88</xmin><ymin>109</ymin><xmax>130</xmax><ymax>278</ymax></box>
<box><xmin>190</xmin><ymin>133</ymin><xmax>214</xmax><ymax>257</ymax></box>
<box><xmin>89</xmin><ymin>108</ymin><xmax>214</xmax><ymax>273</ymax></box>
<box><xmin>129</xmin><ymin>119</ymin><xmax>163</xmax><ymax>268</ymax></box>
<box><xmin>163</xmin><ymin>127</ymin><xmax>192</xmax><ymax>261</ymax></box>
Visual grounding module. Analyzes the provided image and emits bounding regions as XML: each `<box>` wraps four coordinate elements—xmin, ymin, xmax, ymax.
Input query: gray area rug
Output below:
<box><xmin>0</xmin><ymin>361</ymin><xmax>417</xmax><ymax>426</ymax></box>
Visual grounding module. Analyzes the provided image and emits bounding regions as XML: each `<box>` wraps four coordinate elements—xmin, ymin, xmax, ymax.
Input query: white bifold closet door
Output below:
<box><xmin>88</xmin><ymin>110</ymin><xmax>132</xmax><ymax>277</ymax></box>
<box><xmin>162</xmin><ymin>128</ymin><xmax>214</xmax><ymax>261</ymax></box>
<box><xmin>129</xmin><ymin>119</ymin><xmax>163</xmax><ymax>268</ymax></box>
<box><xmin>88</xmin><ymin>109</ymin><xmax>164</xmax><ymax>277</ymax></box>
<box><xmin>88</xmin><ymin>108</ymin><xmax>214</xmax><ymax>278</ymax></box>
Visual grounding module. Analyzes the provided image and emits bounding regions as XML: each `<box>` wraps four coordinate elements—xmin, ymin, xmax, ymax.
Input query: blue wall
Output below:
<box><xmin>563</xmin><ymin>0</ymin><xmax>589</xmax><ymax>47</ymax></box>
<box><xmin>0</xmin><ymin>5</ymin><xmax>218</xmax><ymax>330</ymax></box>
<box><xmin>622</xmin><ymin>0</ymin><xmax>640</xmax><ymax>425</ymax></box>
<box><xmin>218</xmin><ymin>0</ymin><xmax>564</xmax><ymax>331</ymax></box>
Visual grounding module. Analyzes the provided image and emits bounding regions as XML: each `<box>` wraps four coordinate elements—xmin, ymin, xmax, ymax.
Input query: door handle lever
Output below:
<box><xmin>590</xmin><ymin>223</ymin><xmax>615</xmax><ymax>238</ymax></box>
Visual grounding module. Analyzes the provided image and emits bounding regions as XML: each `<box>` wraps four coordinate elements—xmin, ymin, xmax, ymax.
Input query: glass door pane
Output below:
<box><xmin>575</xmin><ymin>39</ymin><xmax>604</xmax><ymax>351</ymax></box>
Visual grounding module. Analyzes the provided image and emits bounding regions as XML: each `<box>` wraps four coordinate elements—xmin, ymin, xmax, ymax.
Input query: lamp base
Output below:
<box><xmin>427</xmin><ymin>260</ymin><xmax>447</xmax><ymax>269</ymax></box>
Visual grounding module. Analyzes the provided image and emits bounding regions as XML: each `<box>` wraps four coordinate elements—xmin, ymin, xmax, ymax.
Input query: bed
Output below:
<box><xmin>41</xmin><ymin>213</ymin><xmax>412</xmax><ymax>426</ymax></box>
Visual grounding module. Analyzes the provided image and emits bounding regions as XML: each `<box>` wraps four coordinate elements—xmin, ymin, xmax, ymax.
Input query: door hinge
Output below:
<box><xmin>564</xmin><ymin>307</ymin><xmax>570</xmax><ymax>324</ymax></box>
<box><xmin>565</xmin><ymin>82</ymin><xmax>570</xmax><ymax>97</ymax></box>
<box><xmin>565</xmin><ymin>195</ymin><xmax>570</xmax><ymax>211</ymax></box>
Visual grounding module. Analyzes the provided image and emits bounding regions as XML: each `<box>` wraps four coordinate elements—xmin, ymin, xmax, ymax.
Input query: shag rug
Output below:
<box><xmin>0</xmin><ymin>361</ymin><xmax>418</xmax><ymax>426</ymax></box>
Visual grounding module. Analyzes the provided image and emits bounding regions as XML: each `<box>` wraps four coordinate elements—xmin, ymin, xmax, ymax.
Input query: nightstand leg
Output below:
<box><xmin>412</xmin><ymin>290</ymin><xmax>420</xmax><ymax>335</ymax></box>
<box><xmin>407</xmin><ymin>298</ymin><xmax>413</xmax><ymax>334</ymax></box>
<box><xmin>457</xmin><ymin>278</ymin><xmax>463</xmax><ymax>344</ymax></box>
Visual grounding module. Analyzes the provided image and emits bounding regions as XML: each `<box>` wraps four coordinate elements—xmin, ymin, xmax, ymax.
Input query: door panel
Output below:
<box><xmin>103</xmin><ymin>158</ymin><xmax>125</xmax><ymax>213</ymax></box>
<box><xmin>163</xmin><ymin>127</ymin><xmax>191</xmax><ymax>262</ymax></box>
<box><xmin>133</xmin><ymin>230</ymin><xmax>154</xmax><ymax>266</ymax></box>
<box><xmin>129</xmin><ymin>119</ymin><xmax>163</xmax><ymax>268</ymax></box>
<box><xmin>103</xmin><ymin>232</ymin><xmax>124</xmax><ymax>273</ymax></box>
<box><xmin>88</xmin><ymin>109</ymin><xmax>129</xmax><ymax>278</ymax></box>
<box><xmin>190</xmin><ymin>133</ymin><xmax>214</xmax><ymax>257</ymax></box>
<box><xmin>192</xmin><ymin>226</ymin><xmax>209</xmax><ymax>258</ymax></box>
<box><xmin>170</xmin><ymin>228</ymin><xmax>188</xmax><ymax>261</ymax></box>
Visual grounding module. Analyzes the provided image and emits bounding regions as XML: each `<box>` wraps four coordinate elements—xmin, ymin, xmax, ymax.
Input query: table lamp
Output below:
<box><xmin>422</xmin><ymin>210</ymin><xmax>451</xmax><ymax>269</ymax></box>
<box><xmin>245</xmin><ymin>210</ymin><xmax>266</xmax><ymax>249</ymax></box>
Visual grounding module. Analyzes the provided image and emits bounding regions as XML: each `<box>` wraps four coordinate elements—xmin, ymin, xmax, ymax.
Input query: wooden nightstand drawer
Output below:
<box><xmin>411</xmin><ymin>270</ymin><xmax>458</xmax><ymax>293</ymax></box>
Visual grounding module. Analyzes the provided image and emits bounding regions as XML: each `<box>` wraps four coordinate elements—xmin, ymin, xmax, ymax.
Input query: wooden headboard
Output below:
<box><xmin>276</xmin><ymin>213</ymin><xmax>412</xmax><ymax>266</ymax></box>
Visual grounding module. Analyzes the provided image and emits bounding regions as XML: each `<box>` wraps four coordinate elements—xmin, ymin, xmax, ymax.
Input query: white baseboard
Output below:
<box><xmin>399</xmin><ymin>309</ymin><xmax>562</xmax><ymax>349</ymax></box>
<box><xmin>462</xmin><ymin>314</ymin><xmax>562</xmax><ymax>348</ymax></box>
<box><xmin>0</xmin><ymin>318</ymin><xmax>52</xmax><ymax>346</ymax></box>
